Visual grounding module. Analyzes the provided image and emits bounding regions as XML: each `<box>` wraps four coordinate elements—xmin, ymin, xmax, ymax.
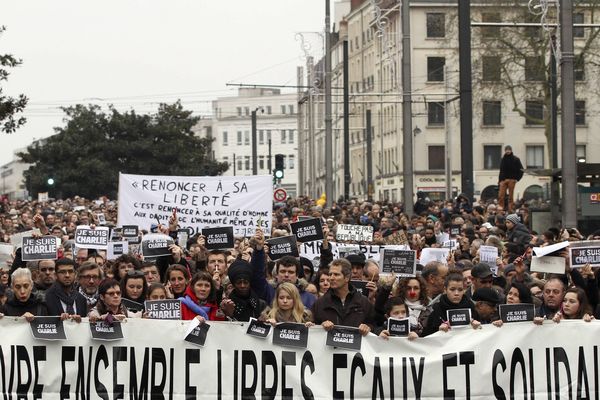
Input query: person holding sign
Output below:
<box><xmin>220</xmin><ymin>259</ymin><xmax>266</xmax><ymax>322</ymax></box>
<box><xmin>121</xmin><ymin>270</ymin><xmax>148</xmax><ymax>316</ymax></box>
<box><xmin>534</xmin><ymin>277</ymin><xmax>566</xmax><ymax>321</ymax></box>
<box><xmin>422</xmin><ymin>271</ymin><xmax>480</xmax><ymax>336</ymax></box>
<box><xmin>88</xmin><ymin>279</ymin><xmax>131</xmax><ymax>322</ymax></box>
<box><xmin>181</xmin><ymin>271</ymin><xmax>226</xmax><ymax>322</ymax></box>
<box><xmin>552</xmin><ymin>287</ymin><xmax>595</xmax><ymax>323</ymax></box>
<box><xmin>311</xmin><ymin>258</ymin><xmax>375</xmax><ymax>336</ymax></box>
<box><xmin>0</xmin><ymin>268</ymin><xmax>47</xmax><ymax>320</ymax></box>
<box><xmin>260</xmin><ymin>282</ymin><xmax>313</xmax><ymax>326</ymax></box>
<box><xmin>45</xmin><ymin>258</ymin><xmax>87</xmax><ymax>322</ymax></box>
<box><xmin>377</xmin><ymin>297</ymin><xmax>418</xmax><ymax>340</ymax></box>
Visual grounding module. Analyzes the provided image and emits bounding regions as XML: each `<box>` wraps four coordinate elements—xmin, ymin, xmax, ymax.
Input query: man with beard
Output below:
<box><xmin>220</xmin><ymin>259</ymin><xmax>266</xmax><ymax>321</ymax></box>
<box><xmin>423</xmin><ymin>225</ymin><xmax>437</xmax><ymax>247</ymax></box>
<box><xmin>77</xmin><ymin>261</ymin><xmax>103</xmax><ymax>313</ymax></box>
<box><xmin>45</xmin><ymin>258</ymin><xmax>87</xmax><ymax>321</ymax></box>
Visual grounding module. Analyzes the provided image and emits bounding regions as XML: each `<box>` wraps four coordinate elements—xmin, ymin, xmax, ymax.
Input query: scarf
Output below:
<box><xmin>405</xmin><ymin>299</ymin><xmax>427</xmax><ymax>327</ymax></box>
<box><xmin>229</xmin><ymin>290</ymin><xmax>261</xmax><ymax>321</ymax></box>
<box><xmin>78</xmin><ymin>286</ymin><xmax>99</xmax><ymax>308</ymax></box>
<box><xmin>180</xmin><ymin>295</ymin><xmax>210</xmax><ymax>320</ymax></box>
<box><xmin>51</xmin><ymin>282</ymin><xmax>78</xmax><ymax>314</ymax></box>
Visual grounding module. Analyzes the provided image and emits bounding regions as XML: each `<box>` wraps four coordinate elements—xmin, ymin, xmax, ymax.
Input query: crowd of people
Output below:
<box><xmin>0</xmin><ymin>191</ymin><xmax>598</xmax><ymax>339</ymax></box>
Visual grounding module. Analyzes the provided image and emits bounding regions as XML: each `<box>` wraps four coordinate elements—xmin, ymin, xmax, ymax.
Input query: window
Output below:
<box><xmin>483</xmin><ymin>145</ymin><xmax>502</xmax><ymax>169</ymax></box>
<box><xmin>266</xmin><ymin>106</ymin><xmax>272</xmax><ymax>115</ymax></box>
<box><xmin>259</xmin><ymin>156</ymin><xmax>265</xmax><ymax>170</ymax></box>
<box><xmin>289</xmin><ymin>155</ymin><xmax>295</xmax><ymax>170</ymax></box>
<box><xmin>223</xmin><ymin>156</ymin><xmax>229</xmax><ymax>165</ymax></box>
<box><xmin>427</xmin><ymin>102</ymin><xmax>445</xmax><ymax>126</ymax></box>
<box><xmin>244</xmin><ymin>131</ymin><xmax>250</xmax><ymax>146</ymax></box>
<box><xmin>267</xmin><ymin>130</ymin><xmax>272</xmax><ymax>142</ymax></box>
<box><xmin>222</xmin><ymin>131</ymin><xmax>228</xmax><ymax>146</ymax></box>
<box><xmin>574</xmin><ymin>13</ymin><xmax>584</xmax><ymax>38</ymax></box>
<box><xmin>237</xmin><ymin>131</ymin><xmax>243</xmax><ymax>145</ymax></box>
<box><xmin>575</xmin><ymin>54</ymin><xmax>585</xmax><ymax>81</ymax></box>
<box><xmin>288</xmin><ymin>130</ymin><xmax>294</xmax><ymax>144</ymax></box>
<box><xmin>244</xmin><ymin>156</ymin><xmax>250</xmax><ymax>171</ymax></box>
<box><xmin>427</xmin><ymin>57</ymin><xmax>445</xmax><ymax>81</ymax></box>
<box><xmin>575</xmin><ymin>100</ymin><xmax>586</xmax><ymax>125</ymax></box>
<box><xmin>481</xmin><ymin>13</ymin><xmax>500</xmax><ymax>38</ymax></box>
<box><xmin>281</xmin><ymin>130</ymin><xmax>286</xmax><ymax>144</ymax></box>
<box><xmin>482</xmin><ymin>101</ymin><xmax>501</xmax><ymax>126</ymax></box>
<box><xmin>525</xmin><ymin>56</ymin><xmax>544</xmax><ymax>81</ymax></box>
<box><xmin>523</xmin><ymin>12</ymin><xmax>540</xmax><ymax>38</ymax></box>
<box><xmin>525</xmin><ymin>100</ymin><xmax>544</xmax><ymax>125</ymax></box>
<box><xmin>237</xmin><ymin>159</ymin><xmax>243</xmax><ymax>171</ymax></box>
<box><xmin>236</xmin><ymin>107</ymin><xmax>242</xmax><ymax>116</ymax></box>
<box><xmin>281</xmin><ymin>105</ymin><xmax>286</xmax><ymax>114</ymax></box>
<box><xmin>526</xmin><ymin>145</ymin><xmax>544</xmax><ymax>168</ymax></box>
<box><xmin>288</xmin><ymin>105</ymin><xmax>294</xmax><ymax>114</ymax></box>
<box><xmin>259</xmin><ymin>130</ymin><xmax>264</xmax><ymax>145</ymax></box>
<box><xmin>244</xmin><ymin>107</ymin><xmax>249</xmax><ymax>116</ymax></box>
<box><xmin>426</xmin><ymin>13</ymin><xmax>445</xmax><ymax>38</ymax></box>
<box><xmin>482</xmin><ymin>56</ymin><xmax>501</xmax><ymax>81</ymax></box>
<box><xmin>428</xmin><ymin>146</ymin><xmax>445</xmax><ymax>170</ymax></box>
<box><xmin>577</xmin><ymin>145</ymin><xmax>586</xmax><ymax>162</ymax></box>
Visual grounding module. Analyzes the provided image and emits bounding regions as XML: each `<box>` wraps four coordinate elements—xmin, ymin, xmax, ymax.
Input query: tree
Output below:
<box><xmin>0</xmin><ymin>26</ymin><xmax>28</xmax><ymax>133</ymax></box>
<box><xmin>19</xmin><ymin>101</ymin><xmax>228</xmax><ymax>198</ymax></box>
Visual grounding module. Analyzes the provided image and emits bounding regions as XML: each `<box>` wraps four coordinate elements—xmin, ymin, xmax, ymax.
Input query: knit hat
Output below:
<box><xmin>506</xmin><ymin>214</ymin><xmax>520</xmax><ymax>225</ymax></box>
<box><xmin>426</xmin><ymin>215</ymin><xmax>439</xmax><ymax>223</ymax></box>
<box><xmin>505</xmin><ymin>145</ymin><xmax>512</xmax><ymax>151</ymax></box>
<box><xmin>228</xmin><ymin>259</ymin><xmax>253</xmax><ymax>283</ymax></box>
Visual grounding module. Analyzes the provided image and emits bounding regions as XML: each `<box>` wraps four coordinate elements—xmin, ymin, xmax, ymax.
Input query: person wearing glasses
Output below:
<box><xmin>33</xmin><ymin>259</ymin><xmax>56</xmax><ymax>300</ymax></box>
<box><xmin>45</xmin><ymin>258</ymin><xmax>86</xmax><ymax>321</ymax></box>
<box><xmin>88</xmin><ymin>278</ymin><xmax>131</xmax><ymax>322</ymax></box>
<box><xmin>77</xmin><ymin>261</ymin><xmax>103</xmax><ymax>312</ymax></box>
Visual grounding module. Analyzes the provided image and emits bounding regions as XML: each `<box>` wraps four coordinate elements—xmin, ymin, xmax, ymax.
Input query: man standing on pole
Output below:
<box><xmin>498</xmin><ymin>145</ymin><xmax>524</xmax><ymax>213</ymax></box>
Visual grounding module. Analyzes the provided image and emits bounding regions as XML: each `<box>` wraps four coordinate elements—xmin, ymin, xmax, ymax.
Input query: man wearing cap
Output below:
<box><xmin>472</xmin><ymin>287</ymin><xmax>502</xmax><ymax>324</ymax></box>
<box><xmin>498</xmin><ymin>145</ymin><xmax>524</xmax><ymax>212</ymax></box>
<box><xmin>467</xmin><ymin>263</ymin><xmax>495</xmax><ymax>301</ymax></box>
<box><xmin>347</xmin><ymin>253</ymin><xmax>366</xmax><ymax>281</ymax></box>
<box><xmin>505</xmin><ymin>214</ymin><xmax>532</xmax><ymax>248</ymax></box>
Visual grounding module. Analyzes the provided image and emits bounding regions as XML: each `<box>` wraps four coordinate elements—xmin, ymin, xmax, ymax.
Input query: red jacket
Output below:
<box><xmin>180</xmin><ymin>285</ymin><xmax>226</xmax><ymax>321</ymax></box>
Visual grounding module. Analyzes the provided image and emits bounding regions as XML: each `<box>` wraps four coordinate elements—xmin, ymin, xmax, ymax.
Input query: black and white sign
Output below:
<box><xmin>30</xmin><ymin>317</ymin><xmax>66</xmax><ymax>340</ymax></box>
<box><xmin>267</xmin><ymin>236</ymin><xmax>299</xmax><ymax>260</ymax></box>
<box><xmin>176</xmin><ymin>229</ymin><xmax>189</xmax><ymax>250</ymax></box>
<box><xmin>350</xmin><ymin>280</ymin><xmax>368</xmax><ymax>296</ymax></box>
<box><xmin>569</xmin><ymin>241</ymin><xmax>600</xmax><ymax>268</ymax></box>
<box><xmin>107</xmin><ymin>241</ymin><xmax>128</xmax><ymax>260</ymax></box>
<box><xmin>202</xmin><ymin>227</ymin><xmax>234</xmax><ymax>249</ymax></box>
<box><xmin>184</xmin><ymin>319</ymin><xmax>210</xmax><ymax>347</ymax></box>
<box><xmin>387</xmin><ymin>317</ymin><xmax>410</xmax><ymax>337</ymax></box>
<box><xmin>96</xmin><ymin>213</ymin><xmax>107</xmax><ymax>225</ymax></box>
<box><xmin>380</xmin><ymin>249</ymin><xmax>416</xmax><ymax>277</ymax></box>
<box><xmin>141</xmin><ymin>233</ymin><xmax>174</xmax><ymax>257</ymax></box>
<box><xmin>246</xmin><ymin>318</ymin><xmax>272</xmax><ymax>339</ymax></box>
<box><xmin>21</xmin><ymin>236</ymin><xmax>59</xmax><ymax>261</ymax></box>
<box><xmin>90</xmin><ymin>321</ymin><xmax>124</xmax><ymax>341</ymax></box>
<box><xmin>272</xmin><ymin>323</ymin><xmax>308</xmax><ymax>348</ymax></box>
<box><xmin>450</xmin><ymin>225</ymin><xmax>462</xmax><ymax>237</ymax></box>
<box><xmin>122</xmin><ymin>298</ymin><xmax>145</xmax><ymax>313</ymax></box>
<box><xmin>290</xmin><ymin>218</ymin><xmax>323</xmax><ymax>243</ymax></box>
<box><xmin>122</xmin><ymin>225</ymin><xmax>141</xmax><ymax>244</ymax></box>
<box><xmin>479</xmin><ymin>245</ymin><xmax>499</xmax><ymax>273</ymax></box>
<box><xmin>447</xmin><ymin>308</ymin><xmax>472</xmax><ymax>328</ymax></box>
<box><xmin>145</xmin><ymin>299</ymin><xmax>181</xmax><ymax>320</ymax></box>
<box><xmin>326</xmin><ymin>326</ymin><xmax>362</xmax><ymax>351</ymax></box>
<box><xmin>75</xmin><ymin>226</ymin><xmax>110</xmax><ymax>250</ymax></box>
<box><xmin>336</xmin><ymin>224</ymin><xmax>374</xmax><ymax>242</ymax></box>
<box><xmin>499</xmin><ymin>303</ymin><xmax>535</xmax><ymax>323</ymax></box>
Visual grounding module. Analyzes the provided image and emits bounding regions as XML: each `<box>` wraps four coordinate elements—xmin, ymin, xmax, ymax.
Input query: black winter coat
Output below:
<box><xmin>499</xmin><ymin>153</ymin><xmax>524</xmax><ymax>181</ymax></box>
<box><xmin>422</xmin><ymin>294</ymin><xmax>479</xmax><ymax>336</ymax></box>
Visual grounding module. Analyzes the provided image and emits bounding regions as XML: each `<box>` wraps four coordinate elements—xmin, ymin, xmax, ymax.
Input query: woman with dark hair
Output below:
<box><xmin>553</xmin><ymin>287</ymin><xmax>594</xmax><ymax>322</ymax></box>
<box><xmin>396</xmin><ymin>276</ymin><xmax>431</xmax><ymax>336</ymax></box>
<box><xmin>111</xmin><ymin>254</ymin><xmax>141</xmax><ymax>281</ymax></box>
<box><xmin>506</xmin><ymin>281</ymin><xmax>532</xmax><ymax>305</ymax></box>
<box><xmin>316</xmin><ymin>270</ymin><xmax>330</xmax><ymax>297</ymax></box>
<box><xmin>88</xmin><ymin>279</ymin><xmax>130</xmax><ymax>322</ymax></box>
<box><xmin>165</xmin><ymin>264</ymin><xmax>190</xmax><ymax>299</ymax></box>
<box><xmin>120</xmin><ymin>270</ymin><xmax>148</xmax><ymax>316</ymax></box>
<box><xmin>180</xmin><ymin>272</ymin><xmax>226</xmax><ymax>321</ymax></box>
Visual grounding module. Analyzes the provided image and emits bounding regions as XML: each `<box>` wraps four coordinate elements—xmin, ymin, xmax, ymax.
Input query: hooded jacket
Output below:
<box><xmin>499</xmin><ymin>153</ymin><xmax>524</xmax><ymax>181</ymax></box>
<box><xmin>507</xmin><ymin>222</ymin><xmax>533</xmax><ymax>247</ymax></box>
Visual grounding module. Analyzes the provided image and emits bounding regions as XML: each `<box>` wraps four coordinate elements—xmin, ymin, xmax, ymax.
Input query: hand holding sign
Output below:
<box><xmin>168</xmin><ymin>208</ymin><xmax>178</xmax><ymax>232</ymax></box>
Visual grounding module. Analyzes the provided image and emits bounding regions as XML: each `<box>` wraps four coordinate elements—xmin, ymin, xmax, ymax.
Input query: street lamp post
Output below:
<box><xmin>251</xmin><ymin>107</ymin><xmax>264</xmax><ymax>175</ymax></box>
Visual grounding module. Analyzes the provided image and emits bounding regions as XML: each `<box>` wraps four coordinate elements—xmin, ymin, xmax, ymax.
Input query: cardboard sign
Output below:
<box><xmin>387</xmin><ymin>317</ymin><xmax>410</xmax><ymax>337</ymax></box>
<box><xmin>107</xmin><ymin>241</ymin><xmax>129</xmax><ymax>260</ymax></box>
<box><xmin>202</xmin><ymin>227</ymin><xmax>234</xmax><ymax>250</ymax></box>
<box><xmin>90</xmin><ymin>321</ymin><xmax>124</xmax><ymax>341</ymax></box>
<box><xmin>447</xmin><ymin>308</ymin><xmax>472</xmax><ymax>328</ymax></box>
<box><xmin>184</xmin><ymin>318</ymin><xmax>210</xmax><ymax>347</ymax></box>
<box><xmin>141</xmin><ymin>233</ymin><xmax>174</xmax><ymax>257</ymax></box>
<box><xmin>569</xmin><ymin>241</ymin><xmax>600</xmax><ymax>268</ymax></box>
<box><xmin>499</xmin><ymin>303</ymin><xmax>535</xmax><ymax>323</ymax></box>
<box><xmin>74</xmin><ymin>226</ymin><xmax>110</xmax><ymax>250</ymax></box>
<box><xmin>144</xmin><ymin>299</ymin><xmax>181</xmax><ymax>320</ymax></box>
<box><xmin>336</xmin><ymin>224</ymin><xmax>374</xmax><ymax>242</ymax></box>
<box><xmin>122</xmin><ymin>298</ymin><xmax>145</xmax><ymax>313</ymax></box>
<box><xmin>267</xmin><ymin>236</ymin><xmax>299</xmax><ymax>260</ymax></box>
<box><xmin>290</xmin><ymin>218</ymin><xmax>323</xmax><ymax>243</ymax></box>
<box><xmin>419</xmin><ymin>248</ymin><xmax>450</xmax><ymax>265</ymax></box>
<box><xmin>30</xmin><ymin>317</ymin><xmax>66</xmax><ymax>340</ymax></box>
<box><xmin>380</xmin><ymin>249</ymin><xmax>416</xmax><ymax>277</ymax></box>
<box><xmin>326</xmin><ymin>326</ymin><xmax>362</xmax><ymax>351</ymax></box>
<box><xmin>530</xmin><ymin>256</ymin><xmax>565</xmax><ymax>274</ymax></box>
<box><xmin>272</xmin><ymin>323</ymin><xmax>309</xmax><ymax>348</ymax></box>
<box><xmin>21</xmin><ymin>236</ymin><xmax>59</xmax><ymax>261</ymax></box>
<box><xmin>350</xmin><ymin>280</ymin><xmax>368</xmax><ymax>297</ymax></box>
<box><xmin>246</xmin><ymin>318</ymin><xmax>272</xmax><ymax>339</ymax></box>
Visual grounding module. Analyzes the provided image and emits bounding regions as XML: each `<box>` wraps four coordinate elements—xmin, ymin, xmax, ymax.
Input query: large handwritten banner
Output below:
<box><xmin>118</xmin><ymin>173</ymin><xmax>272</xmax><ymax>237</ymax></box>
<box><xmin>0</xmin><ymin>319</ymin><xmax>597</xmax><ymax>398</ymax></box>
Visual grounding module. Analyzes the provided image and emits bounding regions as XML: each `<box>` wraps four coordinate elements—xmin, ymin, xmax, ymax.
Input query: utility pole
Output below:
<box><xmin>324</xmin><ymin>0</ymin><xmax>333</xmax><ymax>206</ymax></box>
<box><xmin>233</xmin><ymin>154</ymin><xmax>237</xmax><ymax>176</ymax></box>
<box><xmin>401</xmin><ymin>0</ymin><xmax>414</xmax><ymax>215</ymax></box>
<box><xmin>458</xmin><ymin>0</ymin><xmax>474</xmax><ymax>200</ymax></box>
<box><xmin>251</xmin><ymin>109</ymin><xmax>258</xmax><ymax>175</ymax></box>
<box><xmin>444</xmin><ymin>65</ymin><xmax>452</xmax><ymax>201</ymax></box>
<box><xmin>560</xmin><ymin>1</ymin><xmax>577</xmax><ymax>227</ymax></box>
<box><xmin>366</xmin><ymin>110</ymin><xmax>373</xmax><ymax>202</ymax></box>
<box><xmin>297</xmin><ymin>66</ymin><xmax>304</xmax><ymax>196</ymax></box>
<box><xmin>343</xmin><ymin>38</ymin><xmax>350</xmax><ymax>201</ymax></box>
<box><xmin>550</xmin><ymin>34</ymin><xmax>560</xmax><ymax>227</ymax></box>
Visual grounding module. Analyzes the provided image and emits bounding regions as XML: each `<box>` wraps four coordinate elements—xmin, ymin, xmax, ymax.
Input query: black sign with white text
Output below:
<box><xmin>447</xmin><ymin>308</ymin><xmax>472</xmax><ymax>328</ymax></box>
<box><xmin>141</xmin><ymin>233</ymin><xmax>174</xmax><ymax>257</ymax></box>
<box><xmin>122</xmin><ymin>298</ymin><xmax>145</xmax><ymax>313</ymax></box>
<box><xmin>246</xmin><ymin>318</ymin><xmax>272</xmax><ymax>339</ymax></box>
<box><xmin>387</xmin><ymin>317</ymin><xmax>410</xmax><ymax>337</ymax></box>
<box><xmin>326</xmin><ymin>326</ymin><xmax>362</xmax><ymax>351</ymax></box>
<box><xmin>22</xmin><ymin>236</ymin><xmax>59</xmax><ymax>261</ymax></box>
<box><xmin>350</xmin><ymin>280</ymin><xmax>368</xmax><ymax>296</ymax></box>
<box><xmin>30</xmin><ymin>317</ymin><xmax>66</xmax><ymax>340</ymax></box>
<box><xmin>290</xmin><ymin>218</ymin><xmax>323</xmax><ymax>243</ymax></box>
<box><xmin>90</xmin><ymin>321</ymin><xmax>124</xmax><ymax>341</ymax></box>
<box><xmin>450</xmin><ymin>225</ymin><xmax>462</xmax><ymax>237</ymax></box>
<box><xmin>272</xmin><ymin>323</ymin><xmax>308</xmax><ymax>348</ymax></box>
<box><xmin>380</xmin><ymin>249</ymin><xmax>416</xmax><ymax>277</ymax></box>
<box><xmin>185</xmin><ymin>322</ymin><xmax>210</xmax><ymax>347</ymax></box>
<box><xmin>267</xmin><ymin>236</ymin><xmax>299</xmax><ymax>260</ymax></box>
<box><xmin>75</xmin><ymin>226</ymin><xmax>110</xmax><ymax>249</ymax></box>
<box><xmin>145</xmin><ymin>299</ymin><xmax>181</xmax><ymax>320</ymax></box>
<box><xmin>499</xmin><ymin>303</ymin><xmax>535</xmax><ymax>323</ymax></box>
<box><xmin>202</xmin><ymin>226</ymin><xmax>235</xmax><ymax>249</ymax></box>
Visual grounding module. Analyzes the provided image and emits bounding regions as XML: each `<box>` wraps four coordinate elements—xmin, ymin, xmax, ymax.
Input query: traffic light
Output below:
<box><xmin>274</xmin><ymin>154</ymin><xmax>284</xmax><ymax>180</ymax></box>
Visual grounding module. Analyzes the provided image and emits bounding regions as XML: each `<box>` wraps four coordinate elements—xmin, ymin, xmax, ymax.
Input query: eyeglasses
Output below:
<box><xmin>80</xmin><ymin>274</ymin><xmax>100</xmax><ymax>281</ymax></box>
<box><xmin>127</xmin><ymin>270</ymin><xmax>144</xmax><ymax>277</ymax></box>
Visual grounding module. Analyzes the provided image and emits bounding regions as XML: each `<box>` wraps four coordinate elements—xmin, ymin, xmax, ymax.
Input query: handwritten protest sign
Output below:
<box><xmin>336</xmin><ymin>224</ymin><xmax>373</xmax><ymax>242</ymax></box>
<box><xmin>118</xmin><ymin>173</ymin><xmax>272</xmax><ymax>237</ymax></box>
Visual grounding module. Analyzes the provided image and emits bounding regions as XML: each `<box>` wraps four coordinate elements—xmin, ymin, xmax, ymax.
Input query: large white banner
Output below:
<box><xmin>0</xmin><ymin>318</ymin><xmax>598</xmax><ymax>399</ymax></box>
<box><xmin>118</xmin><ymin>173</ymin><xmax>272</xmax><ymax>237</ymax></box>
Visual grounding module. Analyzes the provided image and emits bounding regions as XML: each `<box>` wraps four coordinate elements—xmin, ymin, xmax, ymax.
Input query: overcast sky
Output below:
<box><xmin>1</xmin><ymin>1</ymin><xmax>327</xmax><ymax>165</ymax></box>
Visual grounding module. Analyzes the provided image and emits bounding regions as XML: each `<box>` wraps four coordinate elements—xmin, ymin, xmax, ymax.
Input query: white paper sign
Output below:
<box><xmin>479</xmin><ymin>245</ymin><xmax>499</xmax><ymax>273</ymax></box>
<box><xmin>0</xmin><ymin>244</ymin><xmax>13</xmax><ymax>267</ymax></box>
<box><xmin>530</xmin><ymin>256</ymin><xmax>566</xmax><ymax>274</ymax></box>
<box><xmin>533</xmin><ymin>241</ymin><xmax>570</xmax><ymax>257</ymax></box>
<box><xmin>336</xmin><ymin>225</ymin><xmax>374</xmax><ymax>242</ymax></box>
<box><xmin>9</xmin><ymin>229</ymin><xmax>41</xmax><ymax>249</ymax></box>
<box><xmin>117</xmin><ymin>173</ymin><xmax>272</xmax><ymax>237</ymax></box>
<box><xmin>419</xmin><ymin>248</ymin><xmax>450</xmax><ymax>265</ymax></box>
<box><xmin>107</xmin><ymin>241</ymin><xmax>129</xmax><ymax>260</ymax></box>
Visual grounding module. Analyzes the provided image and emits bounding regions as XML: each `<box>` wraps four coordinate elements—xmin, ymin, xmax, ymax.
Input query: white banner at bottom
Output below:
<box><xmin>0</xmin><ymin>318</ymin><xmax>598</xmax><ymax>399</ymax></box>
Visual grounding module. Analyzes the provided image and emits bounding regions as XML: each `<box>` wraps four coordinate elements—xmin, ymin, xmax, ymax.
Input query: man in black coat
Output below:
<box><xmin>45</xmin><ymin>258</ymin><xmax>87</xmax><ymax>321</ymax></box>
<box><xmin>498</xmin><ymin>145</ymin><xmax>524</xmax><ymax>212</ymax></box>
